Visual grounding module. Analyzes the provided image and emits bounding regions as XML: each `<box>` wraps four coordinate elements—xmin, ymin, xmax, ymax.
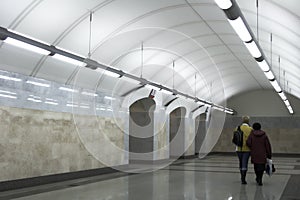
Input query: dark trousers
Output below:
<box><xmin>254</xmin><ymin>163</ymin><xmax>265</xmax><ymax>185</ymax></box>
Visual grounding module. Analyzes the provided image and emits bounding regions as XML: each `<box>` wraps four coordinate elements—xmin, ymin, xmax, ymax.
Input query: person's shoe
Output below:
<box><xmin>256</xmin><ymin>178</ymin><xmax>263</xmax><ymax>186</ymax></box>
<box><xmin>258</xmin><ymin>181</ymin><xmax>263</xmax><ymax>186</ymax></box>
<box><xmin>241</xmin><ymin>170</ymin><xmax>247</xmax><ymax>184</ymax></box>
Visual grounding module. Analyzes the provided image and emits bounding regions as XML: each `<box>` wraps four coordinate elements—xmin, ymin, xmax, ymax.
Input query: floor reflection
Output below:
<box><xmin>1</xmin><ymin>155</ymin><xmax>296</xmax><ymax>200</ymax></box>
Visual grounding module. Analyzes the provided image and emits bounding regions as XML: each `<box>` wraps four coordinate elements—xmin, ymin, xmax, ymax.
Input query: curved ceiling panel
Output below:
<box><xmin>0</xmin><ymin>0</ymin><xmax>299</xmax><ymax>106</ymax></box>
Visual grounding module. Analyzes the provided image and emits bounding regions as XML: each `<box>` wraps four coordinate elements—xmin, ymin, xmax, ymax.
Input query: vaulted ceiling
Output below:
<box><xmin>0</xmin><ymin>0</ymin><xmax>299</xmax><ymax>105</ymax></box>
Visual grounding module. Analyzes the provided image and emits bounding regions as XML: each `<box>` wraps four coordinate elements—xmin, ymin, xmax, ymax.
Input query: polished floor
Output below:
<box><xmin>1</xmin><ymin>154</ymin><xmax>300</xmax><ymax>200</ymax></box>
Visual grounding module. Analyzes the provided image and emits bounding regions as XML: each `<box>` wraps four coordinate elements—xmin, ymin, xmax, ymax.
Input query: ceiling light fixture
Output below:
<box><xmin>45</xmin><ymin>101</ymin><xmax>58</xmax><ymax>105</ymax></box>
<box><xmin>228</xmin><ymin>17</ymin><xmax>252</xmax><ymax>42</ymax></box>
<box><xmin>103</xmin><ymin>70</ymin><xmax>121</xmax><ymax>78</ymax></box>
<box><xmin>215</xmin><ymin>0</ymin><xmax>294</xmax><ymax>114</ymax></box>
<box><xmin>59</xmin><ymin>87</ymin><xmax>78</xmax><ymax>93</ymax></box>
<box><xmin>270</xmin><ymin>80</ymin><xmax>281</xmax><ymax>92</ymax></box>
<box><xmin>52</xmin><ymin>54</ymin><xmax>85</xmax><ymax>66</ymax></box>
<box><xmin>278</xmin><ymin>92</ymin><xmax>287</xmax><ymax>101</ymax></box>
<box><xmin>4</xmin><ymin>37</ymin><xmax>51</xmax><ymax>55</ymax></box>
<box><xmin>26</xmin><ymin>80</ymin><xmax>50</xmax><ymax>87</ymax></box>
<box><xmin>81</xmin><ymin>91</ymin><xmax>98</xmax><ymax>97</ymax></box>
<box><xmin>257</xmin><ymin>60</ymin><xmax>270</xmax><ymax>72</ymax></box>
<box><xmin>0</xmin><ymin>94</ymin><xmax>17</xmax><ymax>99</ymax></box>
<box><xmin>244</xmin><ymin>40</ymin><xmax>261</xmax><ymax>58</ymax></box>
<box><xmin>104</xmin><ymin>96</ymin><xmax>116</xmax><ymax>101</ymax></box>
<box><xmin>145</xmin><ymin>84</ymin><xmax>161</xmax><ymax>91</ymax></box>
<box><xmin>214</xmin><ymin>0</ymin><xmax>233</xmax><ymax>10</ymax></box>
<box><xmin>264</xmin><ymin>71</ymin><xmax>275</xmax><ymax>80</ymax></box>
<box><xmin>0</xmin><ymin>74</ymin><xmax>22</xmax><ymax>82</ymax></box>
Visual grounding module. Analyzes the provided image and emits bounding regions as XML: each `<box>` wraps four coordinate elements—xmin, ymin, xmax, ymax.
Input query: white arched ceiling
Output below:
<box><xmin>0</xmin><ymin>0</ymin><xmax>299</xmax><ymax>105</ymax></box>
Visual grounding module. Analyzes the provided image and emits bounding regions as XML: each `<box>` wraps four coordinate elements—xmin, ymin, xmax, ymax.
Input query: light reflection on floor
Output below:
<box><xmin>1</xmin><ymin>155</ymin><xmax>299</xmax><ymax>200</ymax></box>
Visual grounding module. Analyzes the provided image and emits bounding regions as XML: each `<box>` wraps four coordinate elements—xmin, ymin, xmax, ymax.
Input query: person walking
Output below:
<box><xmin>246</xmin><ymin>122</ymin><xmax>272</xmax><ymax>186</ymax></box>
<box><xmin>234</xmin><ymin>116</ymin><xmax>252</xmax><ymax>184</ymax></box>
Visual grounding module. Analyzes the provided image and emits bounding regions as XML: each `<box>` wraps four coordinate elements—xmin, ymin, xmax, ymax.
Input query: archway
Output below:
<box><xmin>129</xmin><ymin>97</ymin><xmax>156</xmax><ymax>163</ymax></box>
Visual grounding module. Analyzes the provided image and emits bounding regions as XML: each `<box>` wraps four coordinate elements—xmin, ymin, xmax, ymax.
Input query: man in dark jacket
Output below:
<box><xmin>246</xmin><ymin>122</ymin><xmax>272</xmax><ymax>186</ymax></box>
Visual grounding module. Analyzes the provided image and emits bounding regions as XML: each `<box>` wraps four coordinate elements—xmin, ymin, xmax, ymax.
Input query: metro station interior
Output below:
<box><xmin>0</xmin><ymin>0</ymin><xmax>300</xmax><ymax>199</ymax></box>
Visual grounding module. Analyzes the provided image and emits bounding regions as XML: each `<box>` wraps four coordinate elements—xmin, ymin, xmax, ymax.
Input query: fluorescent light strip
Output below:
<box><xmin>287</xmin><ymin>106</ymin><xmax>294</xmax><ymax>114</ymax></box>
<box><xmin>145</xmin><ymin>84</ymin><xmax>160</xmax><ymax>91</ymax></box>
<box><xmin>225</xmin><ymin>110</ymin><xmax>234</xmax><ymax>115</ymax></box>
<box><xmin>196</xmin><ymin>101</ymin><xmax>204</xmax><ymax>105</ymax></box>
<box><xmin>244</xmin><ymin>41</ymin><xmax>261</xmax><ymax>58</ymax></box>
<box><xmin>278</xmin><ymin>92</ymin><xmax>287</xmax><ymax>101</ymax></box>
<box><xmin>0</xmin><ymin>94</ymin><xmax>17</xmax><ymax>99</ymax></box>
<box><xmin>27</xmin><ymin>97</ymin><xmax>42</xmax><ymax>103</ymax></box>
<box><xmin>0</xmin><ymin>90</ymin><xmax>16</xmax><ymax>95</ymax></box>
<box><xmin>45</xmin><ymin>101</ymin><xmax>58</xmax><ymax>105</ymax></box>
<box><xmin>161</xmin><ymin>89</ymin><xmax>173</xmax><ymax>95</ymax></box>
<box><xmin>26</xmin><ymin>80</ymin><xmax>50</xmax><ymax>87</ymax></box>
<box><xmin>228</xmin><ymin>17</ymin><xmax>252</xmax><ymax>42</ymax></box>
<box><xmin>82</xmin><ymin>91</ymin><xmax>98</xmax><ymax>97</ymax></box>
<box><xmin>4</xmin><ymin>38</ymin><xmax>50</xmax><ymax>55</ymax></box>
<box><xmin>0</xmin><ymin>75</ymin><xmax>22</xmax><ymax>82</ymax></box>
<box><xmin>284</xmin><ymin>100</ymin><xmax>290</xmax><ymax>107</ymax></box>
<box><xmin>257</xmin><ymin>60</ymin><xmax>270</xmax><ymax>72</ymax></box>
<box><xmin>214</xmin><ymin>0</ymin><xmax>232</xmax><ymax>9</ymax></box>
<box><xmin>80</xmin><ymin>105</ymin><xmax>90</xmax><ymax>109</ymax></box>
<box><xmin>104</xmin><ymin>96</ymin><xmax>116</xmax><ymax>100</ymax></box>
<box><xmin>53</xmin><ymin>54</ymin><xmax>84</xmax><ymax>66</ymax></box>
<box><xmin>213</xmin><ymin>106</ymin><xmax>225</xmax><ymax>111</ymax></box>
<box><xmin>66</xmin><ymin>104</ymin><xmax>78</xmax><ymax>107</ymax></box>
<box><xmin>204</xmin><ymin>103</ymin><xmax>212</xmax><ymax>108</ymax></box>
<box><xmin>264</xmin><ymin>71</ymin><xmax>275</xmax><ymax>80</ymax></box>
<box><xmin>45</xmin><ymin>98</ymin><xmax>57</xmax><ymax>101</ymax></box>
<box><xmin>270</xmin><ymin>80</ymin><xmax>282</xmax><ymax>92</ymax></box>
<box><xmin>29</xmin><ymin>94</ymin><xmax>41</xmax><ymax>98</ymax></box>
<box><xmin>96</xmin><ymin>107</ymin><xmax>106</xmax><ymax>111</ymax></box>
<box><xmin>59</xmin><ymin>87</ymin><xmax>78</xmax><ymax>93</ymax></box>
<box><xmin>104</xmin><ymin>70</ymin><xmax>121</xmax><ymax>78</ymax></box>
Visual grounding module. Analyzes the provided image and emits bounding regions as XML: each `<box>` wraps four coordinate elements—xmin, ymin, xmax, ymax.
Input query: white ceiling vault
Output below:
<box><xmin>0</xmin><ymin>0</ymin><xmax>299</xmax><ymax>107</ymax></box>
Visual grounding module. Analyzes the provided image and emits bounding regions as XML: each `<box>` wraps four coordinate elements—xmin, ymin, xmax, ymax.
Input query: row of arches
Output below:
<box><xmin>128</xmin><ymin>97</ymin><xmax>208</xmax><ymax>163</ymax></box>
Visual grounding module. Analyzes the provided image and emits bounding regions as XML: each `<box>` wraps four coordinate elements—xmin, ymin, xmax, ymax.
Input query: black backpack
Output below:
<box><xmin>232</xmin><ymin>126</ymin><xmax>243</xmax><ymax>147</ymax></box>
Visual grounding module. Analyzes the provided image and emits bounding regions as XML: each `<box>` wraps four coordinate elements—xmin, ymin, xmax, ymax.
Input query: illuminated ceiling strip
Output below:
<box><xmin>59</xmin><ymin>87</ymin><xmax>78</xmax><ymax>93</ymax></box>
<box><xmin>0</xmin><ymin>26</ymin><xmax>234</xmax><ymax>115</ymax></box>
<box><xmin>0</xmin><ymin>94</ymin><xmax>17</xmax><ymax>99</ymax></box>
<box><xmin>215</xmin><ymin>0</ymin><xmax>294</xmax><ymax>114</ymax></box>
<box><xmin>228</xmin><ymin>17</ymin><xmax>252</xmax><ymax>42</ymax></box>
<box><xmin>0</xmin><ymin>74</ymin><xmax>22</xmax><ymax>82</ymax></box>
<box><xmin>244</xmin><ymin>40</ymin><xmax>261</xmax><ymax>58</ymax></box>
<box><xmin>214</xmin><ymin>0</ymin><xmax>232</xmax><ymax>10</ymax></box>
<box><xmin>26</xmin><ymin>80</ymin><xmax>50</xmax><ymax>87</ymax></box>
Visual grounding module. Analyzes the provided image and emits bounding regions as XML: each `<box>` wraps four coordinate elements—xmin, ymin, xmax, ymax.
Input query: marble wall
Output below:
<box><xmin>0</xmin><ymin>106</ymin><xmax>126</xmax><ymax>182</ymax></box>
<box><xmin>212</xmin><ymin>116</ymin><xmax>300</xmax><ymax>154</ymax></box>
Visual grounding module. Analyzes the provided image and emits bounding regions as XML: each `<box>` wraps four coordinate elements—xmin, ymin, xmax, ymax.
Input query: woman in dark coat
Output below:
<box><xmin>246</xmin><ymin>122</ymin><xmax>272</xmax><ymax>186</ymax></box>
